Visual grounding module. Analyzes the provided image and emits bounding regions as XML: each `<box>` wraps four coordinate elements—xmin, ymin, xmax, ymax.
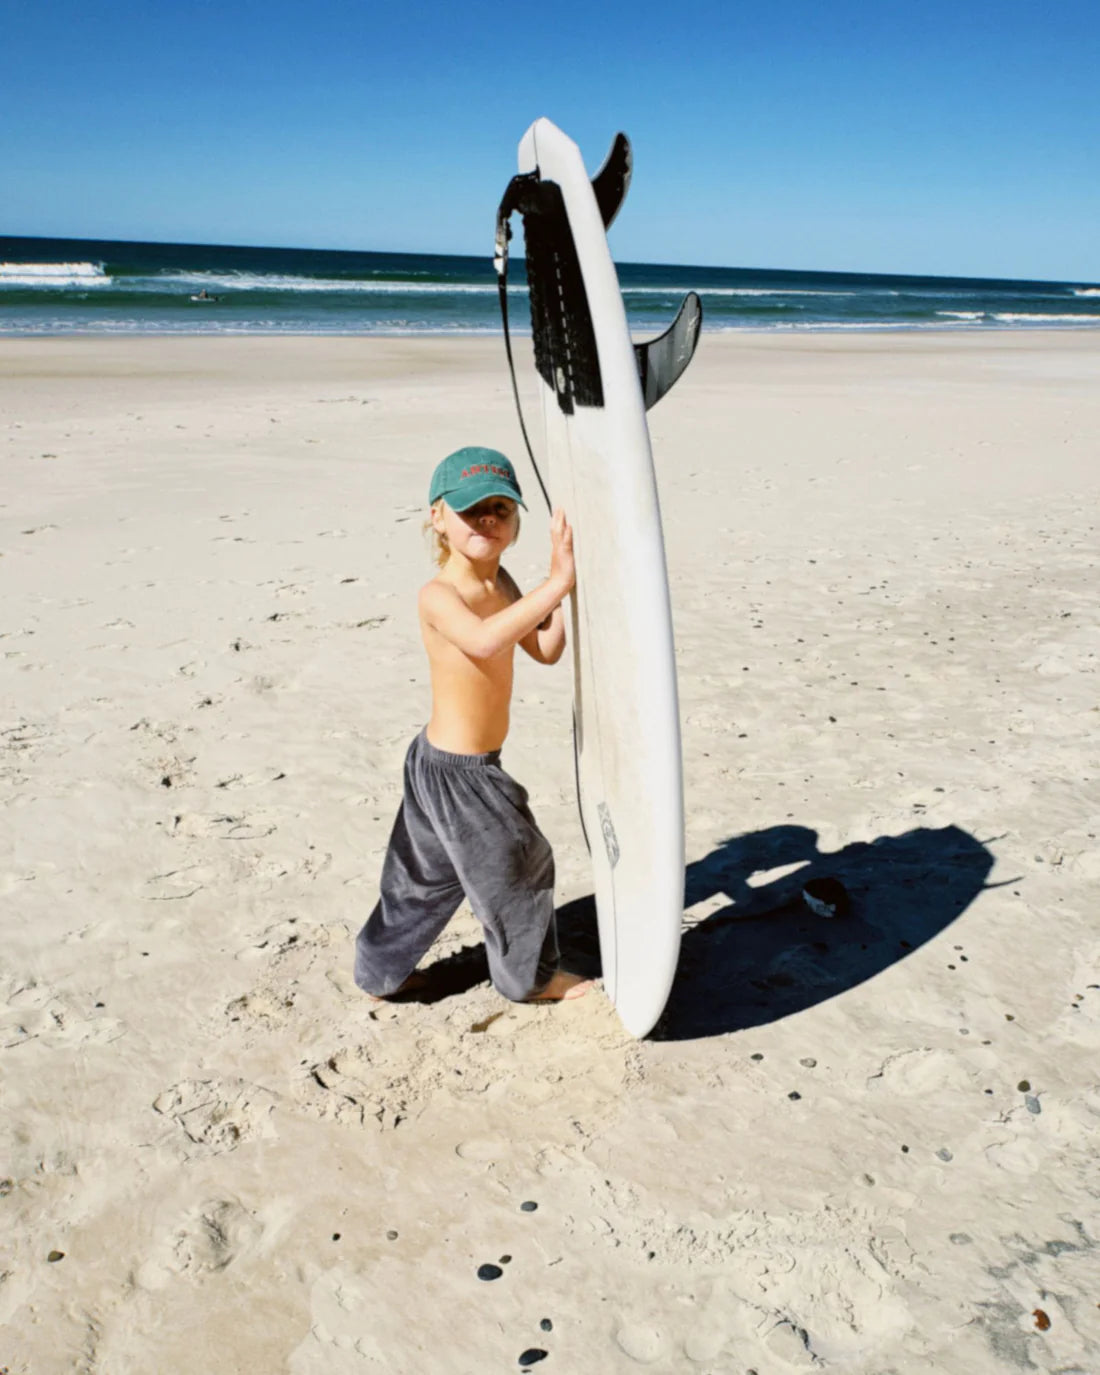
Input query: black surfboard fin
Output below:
<box><xmin>592</xmin><ymin>132</ymin><xmax>631</xmax><ymax>229</ymax></box>
<box><xmin>634</xmin><ymin>292</ymin><xmax>703</xmax><ymax>409</ymax></box>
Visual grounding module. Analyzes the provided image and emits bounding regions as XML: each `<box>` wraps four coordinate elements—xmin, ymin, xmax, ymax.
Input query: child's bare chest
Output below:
<box><xmin>467</xmin><ymin>585</ymin><xmax>513</xmax><ymax>620</ymax></box>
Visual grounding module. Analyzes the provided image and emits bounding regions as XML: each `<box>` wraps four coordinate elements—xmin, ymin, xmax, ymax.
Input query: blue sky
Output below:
<box><xmin>2</xmin><ymin>0</ymin><xmax>1097</xmax><ymax>279</ymax></box>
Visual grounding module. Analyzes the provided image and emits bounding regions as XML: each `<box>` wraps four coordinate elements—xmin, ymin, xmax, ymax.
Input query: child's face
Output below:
<box><xmin>435</xmin><ymin>496</ymin><xmax>519</xmax><ymax>562</ymax></box>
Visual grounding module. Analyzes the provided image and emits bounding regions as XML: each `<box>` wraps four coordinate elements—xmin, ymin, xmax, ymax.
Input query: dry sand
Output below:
<box><xmin>2</xmin><ymin>331</ymin><xmax>1099</xmax><ymax>1373</ymax></box>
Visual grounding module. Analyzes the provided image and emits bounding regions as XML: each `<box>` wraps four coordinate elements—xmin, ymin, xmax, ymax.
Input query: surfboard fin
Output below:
<box><xmin>591</xmin><ymin>133</ymin><xmax>631</xmax><ymax>229</ymax></box>
<box><xmin>634</xmin><ymin>292</ymin><xmax>703</xmax><ymax>409</ymax></box>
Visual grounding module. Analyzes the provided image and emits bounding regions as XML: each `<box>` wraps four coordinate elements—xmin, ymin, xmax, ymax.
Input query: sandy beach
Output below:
<box><xmin>2</xmin><ymin>330</ymin><xmax>1099</xmax><ymax>1373</ymax></box>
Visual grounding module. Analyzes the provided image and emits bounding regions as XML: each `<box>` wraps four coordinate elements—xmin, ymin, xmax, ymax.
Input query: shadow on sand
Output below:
<box><xmin>398</xmin><ymin>822</ymin><xmax>1001</xmax><ymax>1039</ymax></box>
<box><xmin>554</xmin><ymin>822</ymin><xmax>1001</xmax><ymax>1040</ymax></box>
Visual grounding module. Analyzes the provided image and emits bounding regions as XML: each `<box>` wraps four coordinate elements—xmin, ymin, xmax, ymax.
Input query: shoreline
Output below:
<box><xmin>3</xmin><ymin>321</ymin><xmax>1100</xmax><ymax>341</ymax></box>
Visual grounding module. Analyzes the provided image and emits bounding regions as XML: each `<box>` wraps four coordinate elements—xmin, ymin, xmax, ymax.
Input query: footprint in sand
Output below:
<box><xmin>152</xmin><ymin>1078</ymin><xmax>278</xmax><ymax>1154</ymax></box>
<box><xmin>144</xmin><ymin>865</ymin><xmax>211</xmax><ymax>900</ymax></box>
<box><xmin>682</xmin><ymin>1324</ymin><xmax>728</xmax><ymax>1363</ymax></box>
<box><xmin>169</xmin><ymin>1197</ymin><xmax>264</xmax><ymax>1275</ymax></box>
<box><xmin>1</xmin><ymin>972</ymin><xmax>124</xmax><ymax>1050</ymax></box>
<box><xmin>136</xmin><ymin>1198</ymin><xmax>264</xmax><ymax>1288</ymax></box>
<box><xmin>141</xmin><ymin>752</ymin><xmax>197</xmax><ymax>790</ymax></box>
<box><xmin>2</xmin><ymin>721</ymin><xmax>51</xmax><ymax>759</ymax></box>
<box><xmin>294</xmin><ymin>1039</ymin><xmax>448</xmax><ymax>1131</ymax></box>
<box><xmin>865</xmin><ymin>1046</ymin><xmax>977</xmax><ymax>1094</ymax></box>
<box><xmin>763</xmin><ymin>1319</ymin><xmax>819</xmax><ymax>1367</ymax></box>
<box><xmin>614</xmin><ymin>1324</ymin><xmax>667</xmax><ymax>1362</ymax></box>
<box><xmin>226</xmin><ymin>924</ymin><xmax>340</xmax><ymax>1039</ymax></box>
<box><xmin>169</xmin><ymin>810</ymin><xmax>279</xmax><ymax>840</ymax></box>
<box><xmin>129</xmin><ymin>717</ymin><xmax>188</xmax><ymax>746</ymax></box>
<box><xmin>239</xmin><ymin>917</ymin><xmax>332</xmax><ymax>958</ymax></box>
<box><xmin>226</xmin><ymin>989</ymin><xmax>296</xmax><ymax>1029</ymax></box>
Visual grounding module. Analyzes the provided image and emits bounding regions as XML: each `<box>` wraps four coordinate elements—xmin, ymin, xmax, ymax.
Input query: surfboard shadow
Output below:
<box><xmin>555</xmin><ymin>823</ymin><xmax>1001</xmax><ymax>1040</ymax></box>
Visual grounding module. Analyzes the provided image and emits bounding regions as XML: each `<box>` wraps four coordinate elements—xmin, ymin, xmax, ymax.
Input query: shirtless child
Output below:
<box><xmin>353</xmin><ymin>446</ymin><xmax>591</xmax><ymax>1005</ymax></box>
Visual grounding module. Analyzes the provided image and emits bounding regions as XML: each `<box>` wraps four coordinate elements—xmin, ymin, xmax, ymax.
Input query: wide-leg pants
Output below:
<box><xmin>354</xmin><ymin>730</ymin><xmax>559</xmax><ymax>1000</ymax></box>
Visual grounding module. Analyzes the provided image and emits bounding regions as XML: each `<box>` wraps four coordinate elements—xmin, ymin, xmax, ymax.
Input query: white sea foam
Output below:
<box><xmin>1071</xmin><ymin>287</ymin><xmax>1100</xmax><ymax>297</ymax></box>
<box><xmin>154</xmin><ymin>272</ymin><xmax>864</xmax><ymax>299</ymax></box>
<box><xmin>937</xmin><ymin>311</ymin><xmax>985</xmax><ymax>320</ymax></box>
<box><xmin>153</xmin><ymin>271</ymin><xmax>508</xmax><ymax>295</ymax></box>
<box><xmin>743</xmin><ymin>320</ymin><xmax>988</xmax><ymax>332</ymax></box>
<box><xmin>992</xmin><ymin>312</ymin><xmax>1100</xmax><ymax>323</ymax></box>
<box><xmin>624</xmin><ymin>286</ymin><xmax>859</xmax><ymax>298</ymax></box>
<box><xmin>0</xmin><ymin>261</ymin><xmax>110</xmax><ymax>287</ymax></box>
<box><xmin>0</xmin><ymin>316</ymin><xmax>504</xmax><ymax>337</ymax></box>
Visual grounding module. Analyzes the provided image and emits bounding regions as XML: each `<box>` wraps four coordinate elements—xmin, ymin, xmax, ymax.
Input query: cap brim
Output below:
<box><xmin>444</xmin><ymin>483</ymin><xmax>527</xmax><ymax>513</ymax></box>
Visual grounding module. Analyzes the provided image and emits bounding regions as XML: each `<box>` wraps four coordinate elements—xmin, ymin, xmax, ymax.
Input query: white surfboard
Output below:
<box><xmin>495</xmin><ymin>119</ymin><xmax>702</xmax><ymax>1037</ymax></box>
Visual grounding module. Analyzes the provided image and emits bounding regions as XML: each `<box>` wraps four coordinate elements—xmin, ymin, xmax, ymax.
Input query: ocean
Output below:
<box><xmin>2</xmin><ymin>235</ymin><xmax>1097</xmax><ymax>337</ymax></box>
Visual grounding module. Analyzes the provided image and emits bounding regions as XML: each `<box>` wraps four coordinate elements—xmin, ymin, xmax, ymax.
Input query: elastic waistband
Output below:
<box><xmin>414</xmin><ymin>728</ymin><xmax>502</xmax><ymax>770</ymax></box>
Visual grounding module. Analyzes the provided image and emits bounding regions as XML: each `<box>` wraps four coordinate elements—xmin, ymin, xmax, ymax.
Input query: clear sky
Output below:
<box><xmin>2</xmin><ymin>0</ymin><xmax>1097</xmax><ymax>280</ymax></box>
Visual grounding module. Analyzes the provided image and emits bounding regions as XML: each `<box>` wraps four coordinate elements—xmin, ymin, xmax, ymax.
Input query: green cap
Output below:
<box><xmin>428</xmin><ymin>446</ymin><xmax>526</xmax><ymax>512</ymax></box>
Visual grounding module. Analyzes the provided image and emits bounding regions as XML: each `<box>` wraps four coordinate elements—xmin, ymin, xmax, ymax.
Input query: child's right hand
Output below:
<box><xmin>549</xmin><ymin>507</ymin><xmax>575</xmax><ymax>594</ymax></box>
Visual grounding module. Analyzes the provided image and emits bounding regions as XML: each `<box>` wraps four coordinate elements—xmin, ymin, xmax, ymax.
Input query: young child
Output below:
<box><xmin>353</xmin><ymin>446</ymin><xmax>590</xmax><ymax>1004</ymax></box>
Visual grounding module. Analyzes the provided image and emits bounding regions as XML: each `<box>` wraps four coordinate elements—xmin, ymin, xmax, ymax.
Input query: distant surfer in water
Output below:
<box><xmin>354</xmin><ymin>446</ymin><xmax>591</xmax><ymax>1005</ymax></box>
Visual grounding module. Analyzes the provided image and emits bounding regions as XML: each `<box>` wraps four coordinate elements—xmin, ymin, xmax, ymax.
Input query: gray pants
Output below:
<box><xmin>354</xmin><ymin>730</ymin><xmax>559</xmax><ymax>1000</ymax></box>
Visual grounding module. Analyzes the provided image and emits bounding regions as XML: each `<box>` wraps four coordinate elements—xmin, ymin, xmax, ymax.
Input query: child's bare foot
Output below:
<box><xmin>369</xmin><ymin>970</ymin><xmax>431</xmax><ymax>1002</ymax></box>
<box><xmin>525</xmin><ymin>971</ymin><xmax>592</xmax><ymax>1003</ymax></box>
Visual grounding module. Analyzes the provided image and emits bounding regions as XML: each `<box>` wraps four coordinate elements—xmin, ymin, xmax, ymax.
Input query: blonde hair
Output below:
<box><xmin>424</xmin><ymin>500</ymin><xmax>450</xmax><ymax>568</ymax></box>
<box><xmin>423</xmin><ymin>499</ymin><xmax>521</xmax><ymax>569</ymax></box>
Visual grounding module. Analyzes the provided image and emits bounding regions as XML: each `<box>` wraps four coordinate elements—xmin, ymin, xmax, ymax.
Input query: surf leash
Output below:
<box><xmin>494</xmin><ymin>174</ymin><xmax>551</xmax><ymax>514</ymax></box>
<box><xmin>495</xmin><ymin>176</ymin><xmax>593</xmax><ymax>860</ymax></box>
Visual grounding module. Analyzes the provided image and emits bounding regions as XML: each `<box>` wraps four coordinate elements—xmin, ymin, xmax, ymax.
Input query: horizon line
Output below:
<box><xmin>0</xmin><ymin>230</ymin><xmax>1094</xmax><ymax>291</ymax></box>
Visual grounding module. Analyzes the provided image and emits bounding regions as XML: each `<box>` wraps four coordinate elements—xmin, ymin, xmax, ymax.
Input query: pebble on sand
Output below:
<box><xmin>520</xmin><ymin>1201</ymin><xmax>538</xmax><ymax>1212</ymax></box>
<box><xmin>477</xmin><ymin>1263</ymin><xmax>504</xmax><ymax>1281</ymax></box>
<box><xmin>518</xmin><ymin>1350</ymin><xmax>548</xmax><ymax>1367</ymax></box>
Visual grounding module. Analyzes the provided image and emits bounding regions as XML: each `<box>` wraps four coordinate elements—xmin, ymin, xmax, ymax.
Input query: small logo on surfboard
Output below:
<box><xmin>597</xmin><ymin>802</ymin><xmax>620</xmax><ymax>868</ymax></box>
